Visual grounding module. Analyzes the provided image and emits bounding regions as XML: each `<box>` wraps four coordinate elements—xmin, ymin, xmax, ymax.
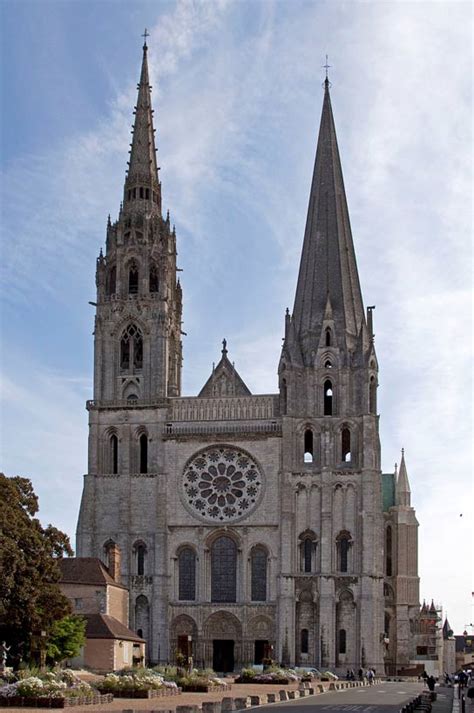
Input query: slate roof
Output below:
<box><xmin>381</xmin><ymin>473</ymin><xmax>396</xmax><ymax>512</ymax></box>
<box><xmin>84</xmin><ymin>614</ymin><xmax>145</xmax><ymax>643</ymax></box>
<box><xmin>58</xmin><ymin>557</ymin><xmax>127</xmax><ymax>589</ymax></box>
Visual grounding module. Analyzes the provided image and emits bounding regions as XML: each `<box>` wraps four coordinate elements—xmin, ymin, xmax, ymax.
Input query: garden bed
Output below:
<box><xmin>180</xmin><ymin>683</ymin><xmax>230</xmax><ymax>693</ymax></box>
<box><xmin>0</xmin><ymin>694</ymin><xmax>113</xmax><ymax>708</ymax></box>
<box><xmin>98</xmin><ymin>687</ymin><xmax>181</xmax><ymax>699</ymax></box>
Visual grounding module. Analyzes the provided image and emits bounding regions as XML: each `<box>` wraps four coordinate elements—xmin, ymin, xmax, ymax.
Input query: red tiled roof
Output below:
<box><xmin>58</xmin><ymin>557</ymin><xmax>127</xmax><ymax>589</ymax></box>
<box><xmin>84</xmin><ymin>614</ymin><xmax>145</xmax><ymax>643</ymax></box>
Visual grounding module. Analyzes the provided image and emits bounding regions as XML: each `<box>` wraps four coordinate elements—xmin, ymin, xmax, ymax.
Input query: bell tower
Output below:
<box><xmin>277</xmin><ymin>77</ymin><xmax>384</xmax><ymax>671</ymax></box>
<box><xmin>93</xmin><ymin>37</ymin><xmax>182</xmax><ymax>404</ymax></box>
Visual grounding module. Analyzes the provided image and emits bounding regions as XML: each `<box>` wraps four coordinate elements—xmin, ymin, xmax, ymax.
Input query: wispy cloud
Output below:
<box><xmin>1</xmin><ymin>0</ymin><xmax>472</xmax><ymax>631</ymax></box>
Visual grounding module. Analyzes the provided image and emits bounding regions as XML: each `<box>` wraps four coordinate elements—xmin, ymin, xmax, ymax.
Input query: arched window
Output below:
<box><xmin>211</xmin><ymin>536</ymin><xmax>237</xmax><ymax>603</ymax></box>
<box><xmin>120</xmin><ymin>324</ymin><xmax>143</xmax><ymax>372</ymax></box>
<box><xmin>178</xmin><ymin>547</ymin><xmax>196</xmax><ymax>601</ymax></box>
<box><xmin>303</xmin><ymin>538</ymin><xmax>312</xmax><ymax>573</ymax></box>
<box><xmin>341</xmin><ymin>428</ymin><xmax>351</xmax><ymax>462</ymax></box>
<box><xmin>324</xmin><ymin>380</ymin><xmax>333</xmax><ymax>415</ymax></box>
<box><xmin>386</xmin><ymin>526</ymin><xmax>392</xmax><ymax>577</ymax></box>
<box><xmin>325</xmin><ymin>329</ymin><xmax>332</xmax><ymax>347</ymax></box>
<box><xmin>139</xmin><ymin>187</ymin><xmax>144</xmax><ymax>199</ymax></box>
<box><xmin>369</xmin><ymin>376</ymin><xmax>377</xmax><ymax>414</ymax></box>
<box><xmin>337</xmin><ymin>533</ymin><xmax>351</xmax><ymax>573</ymax></box>
<box><xmin>251</xmin><ymin>546</ymin><xmax>267</xmax><ymax>602</ymax></box>
<box><xmin>304</xmin><ymin>429</ymin><xmax>314</xmax><ymax>463</ymax></box>
<box><xmin>139</xmin><ymin>433</ymin><xmax>148</xmax><ymax>474</ymax></box>
<box><xmin>301</xmin><ymin>629</ymin><xmax>309</xmax><ymax>654</ymax></box>
<box><xmin>338</xmin><ymin>628</ymin><xmax>346</xmax><ymax>654</ymax></box>
<box><xmin>324</xmin><ymin>359</ymin><xmax>332</xmax><ymax>368</ymax></box>
<box><xmin>149</xmin><ymin>264</ymin><xmax>159</xmax><ymax>293</ymax></box>
<box><xmin>135</xmin><ymin>595</ymin><xmax>149</xmax><ymax>643</ymax></box>
<box><xmin>110</xmin><ymin>434</ymin><xmax>118</xmax><ymax>474</ymax></box>
<box><xmin>128</xmin><ymin>261</ymin><xmax>139</xmax><ymax>294</ymax></box>
<box><xmin>106</xmin><ymin>266</ymin><xmax>116</xmax><ymax>296</ymax></box>
<box><xmin>135</xmin><ymin>543</ymin><xmax>146</xmax><ymax>575</ymax></box>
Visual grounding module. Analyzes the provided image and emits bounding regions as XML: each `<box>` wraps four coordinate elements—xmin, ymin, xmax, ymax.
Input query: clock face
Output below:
<box><xmin>181</xmin><ymin>446</ymin><xmax>264</xmax><ymax>523</ymax></box>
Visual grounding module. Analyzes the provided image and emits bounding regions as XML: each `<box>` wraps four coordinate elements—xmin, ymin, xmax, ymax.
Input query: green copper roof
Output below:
<box><xmin>382</xmin><ymin>473</ymin><xmax>396</xmax><ymax>511</ymax></box>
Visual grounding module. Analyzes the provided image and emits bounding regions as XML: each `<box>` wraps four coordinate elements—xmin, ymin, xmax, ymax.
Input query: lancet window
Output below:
<box><xmin>128</xmin><ymin>261</ymin><xmax>139</xmax><ymax>294</ymax></box>
<box><xmin>149</xmin><ymin>263</ymin><xmax>159</xmax><ymax>293</ymax></box>
<box><xmin>110</xmin><ymin>434</ymin><xmax>118</xmax><ymax>474</ymax></box>
<box><xmin>178</xmin><ymin>547</ymin><xmax>196</xmax><ymax>601</ymax></box>
<box><xmin>385</xmin><ymin>526</ymin><xmax>393</xmax><ymax>577</ymax></box>
<box><xmin>120</xmin><ymin>324</ymin><xmax>143</xmax><ymax>372</ymax></box>
<box><xmin>250</xmin><ymin>546</ymin><xmax>267</xmax><ymax>602</ymax></box>
<box><xmin>341</xmin><ymin>428</ymin><xmax>351</xmax><ymax>462</ymax></box>
<box><xmin>324</xmin><ymin>380</ymin><xmax>333</xmax><ymax>415</ymax></box>
<box><xmin>211</xmin><ymin>536</ymin><xmax>237</xmax><ymax>603</ymax></box>
<box><xmin>139</xmin><ymin>433</ymin><xmax>148</xmax><ymax>474</ymax></box>
<box><xmin>304</xmin><ymin>429</ymin><xmax>314</xmax><ymax>463</ymax></box>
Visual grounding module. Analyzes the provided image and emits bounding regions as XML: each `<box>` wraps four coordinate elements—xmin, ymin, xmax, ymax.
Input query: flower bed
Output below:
<box><xmin>97</xmin><ymin>670</ymin><xmax>180</xmax><ymax>697</ymax></box>
<box><xmin>235</xmin><ymin>667</ymin><xmax>298</xmax><ymax>685</ymax></box>
<box><xmin>0</xmin><ymin>693</ymin><xmax>113</xmax><ymax>708</ymax></box>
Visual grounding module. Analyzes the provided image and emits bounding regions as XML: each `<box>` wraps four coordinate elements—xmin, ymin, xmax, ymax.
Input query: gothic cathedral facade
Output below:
<box><xmin>77</xmin><ymin>41</ymin><xmax>420</xmax><ymax>675</ymax></box>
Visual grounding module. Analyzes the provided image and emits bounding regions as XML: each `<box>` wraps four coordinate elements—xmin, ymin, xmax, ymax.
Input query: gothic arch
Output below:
<box><xmin>132</xmin><ymin>540</ymin><xmax>147</xmax><ymax>575</ymax></box>
<box><xmin>249</xmin><ymin>544</ymin><xmax>268</xmax><ymax>602</ymax></box>
<box><xmin>135</xmin><ymin>594</ymin><xmax>150</xmax><ymax>650</ymax></box>
<box><xmin>177</xmin><ymin>545</ymin><xmax>197</xmax><ymax>601</ymax></box>
<box><xmin>336</xmin><ymin>589</ymin><xmax>356</xmax><ymax>666</ymax></box>
<box><xmin>247</xmin><ymin>615</ymin><xmax>274</xmax><ymax>641</ymax></box>
<box><xmin>203</xmin><ymin>610</ymin><xmax>242</xmax><ymax>640</ymax></box>
<box><xmin>170</xmin><ymin>614</ymin><xmax>198</xmax><ymax>660</ymax></box>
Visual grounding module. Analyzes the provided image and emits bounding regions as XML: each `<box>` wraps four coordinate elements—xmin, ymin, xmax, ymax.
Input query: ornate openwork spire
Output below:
<box><xmin>124</xmin><ymin>34</ymin><xmax>161</xmax><ymax>210</ymax></box>
<box><xmin>291</xmin><ymin>76</ymin><xmax>365</xmax><ymax>355</ymax></box>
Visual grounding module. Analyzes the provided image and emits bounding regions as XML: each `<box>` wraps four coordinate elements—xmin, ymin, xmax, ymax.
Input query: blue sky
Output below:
<box><xmin>1</xmin><ymin>0</ymin><xmax>472</xmax><ymax>634</ymax></box>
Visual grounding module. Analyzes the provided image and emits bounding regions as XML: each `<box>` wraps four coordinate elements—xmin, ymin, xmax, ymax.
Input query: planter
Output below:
<box><xmin>180</xmin><ymin>684</ymin><xmax>229</xmax><ymax>693</ymax></box>
<box><xmin>97</xmin><ymin>687</ymin><xmax>181</xmax><ymax>699</ymax></box>
<box><xmin>0</xmin><ymin>694</ymin><xmax>113</xmax><ymax>708</ymax></box>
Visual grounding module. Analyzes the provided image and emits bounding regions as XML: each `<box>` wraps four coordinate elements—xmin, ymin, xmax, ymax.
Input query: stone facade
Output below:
<box><xmin>76</xmin><ymin>41</ymin><xmax>421</xmax><ymax>674</ymax></box>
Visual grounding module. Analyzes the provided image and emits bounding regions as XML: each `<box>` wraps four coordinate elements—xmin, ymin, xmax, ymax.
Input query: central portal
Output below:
<box><xmin>213</xmin><ymin>639</ymin><xmax>235</xmax><ymax>673</ymax></box>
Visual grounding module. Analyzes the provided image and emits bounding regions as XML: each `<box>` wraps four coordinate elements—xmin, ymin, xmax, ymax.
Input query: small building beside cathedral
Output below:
<box><xmin>77</xmin><ymin>39</ymin><xmax>421</xmax><ymax>675</ymax></box>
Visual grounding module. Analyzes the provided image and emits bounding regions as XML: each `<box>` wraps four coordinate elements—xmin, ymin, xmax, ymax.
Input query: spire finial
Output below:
<box><xmin>222</xmin><ymin>338</ymin><xmax>228</xmax><ymax>355</ymax></box>
<box><xmin>323</xmin><ymin>55</ymin><xmax>332</xmax><ymax>88</ymax></box>
<box><xmin>142</xmin><ymin>28</ymin><xmax>149</xmax><ymax>49</ymax></box>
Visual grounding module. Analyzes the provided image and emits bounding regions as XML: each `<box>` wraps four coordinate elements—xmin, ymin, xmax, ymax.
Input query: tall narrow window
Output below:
<box><xmin>149</xmin><ymin>264</ymin><xmax>159</xmax><ymax>293</ymax></box>
<box><xmin>338</xmin><ymin>628</ymin><xmax>346</xmax><ymax>654</ymax></box>
<box><xmin>325</xmin><ymin>329</ymin><xmax>332</xmax><ymax>346</ymax></box>
<box><xmin>303</xmin><ymin>538</ymin><xmax>312</xmax><ymax>573</ymax></box>
<box><xmin>107</xmin><ymin>266</ymin><xmax>116</xmax><ymax>296</ymax></box>
<box><xmin>211</xmin><ymin>536</ymin><xmax>237</xmax><ymax>603</ymax></box>
<box><xmin>338</xmin><ymin>534</ymin><xmax>350</xmax><ymax>573</ymax></box>
<box><xmin>324</xmin><ymin>380</ymin><xmax>333</xmax><ymax>415</ymax></box>
<box><xmin>120</xmin><ymin>324</ymin><xmax>143</xmax><ymax>372</ymax></box>
<box><xmin>251</xmin><ymin>546</ymin><xmax>267</xmax><ymax>602</ymax></box>
<box><xmin>341</xmin><ymin>428</ymin><xmax>351</xmax><ymax>462</ymax></box>
<box><xmin>304</xmin><ymin>429</ymin><xmax>314</xmax><ymax>463</ymax></box>
<box><xmin>281</xmin><ymin>379</ymin><xmax>287</xmax><ymax>415</ymax></box>
<box><xmin>136</xmin><ymin>543</ymin><xmax>146</xmax><ymax>575</ymax></box>
<box><xmin>139</xmin><ymin>433</ymin><xmax>148</xmax><ymax>474</ymax></box>
<box><xmin>110</xmin><ymin>434</ymin><xmax>118</xmax><ymax>474</ymax></box>
<box><xmin>129</xmin><ymin>261</ymin><xmax>139</xmax><ymax>294</ymax></box>
<box><xmin>369</xmin><ymin>376</ymin><xmax>377</xmax><ymax>414</ymax></box>
<box><xmin>179</xmin><ymin>547</ymin><xmax>196</xmax><ymax>601</ymax></box>
<box><xmin>301</xmin><ymin>629</ymin><xmax>309</xmax><ymax>654</ymax></box>
<box><xmin>386</xmin><ymin>526</ymin><xmax>393</xmax><ymax>577</ymax></box>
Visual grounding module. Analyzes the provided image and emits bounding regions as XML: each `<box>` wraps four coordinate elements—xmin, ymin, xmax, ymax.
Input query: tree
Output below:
<box><xmin>46</xmin><ymin>615</ymin><xmax>86</xmax><ymax>663</ymax></box>
<box><xmin>0</xmin><ymin>474</ymin><xmax>73</xmax><ymax>666</ymax></box>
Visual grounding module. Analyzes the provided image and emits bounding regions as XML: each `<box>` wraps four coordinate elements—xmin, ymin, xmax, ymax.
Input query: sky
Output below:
<box><xmin>0</xmin><ymin>0</ymin><xmax>472</xmax><ymax>636</ymax></box>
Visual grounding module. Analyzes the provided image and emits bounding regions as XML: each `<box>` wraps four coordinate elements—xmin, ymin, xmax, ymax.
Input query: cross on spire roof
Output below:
<box><xmin>142</xmin><ymin>28</ymin><xmax>149</xmax><ymax>48</ymax></box>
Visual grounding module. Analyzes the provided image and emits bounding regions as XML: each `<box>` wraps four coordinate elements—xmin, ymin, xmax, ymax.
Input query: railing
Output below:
<box><xmin>163</xmin><ymin>420</ymin><xmax>282</xmax><ymax>438</ymax></box>
<box><xmin>87</xmin><ymin>398</ymin><xmax>168</xmax><ymax>410</ymax></box>
<box><xmin>170</xmin><ymin>394</ymin><xmax>280</xmax><ymax>422</ymax></box>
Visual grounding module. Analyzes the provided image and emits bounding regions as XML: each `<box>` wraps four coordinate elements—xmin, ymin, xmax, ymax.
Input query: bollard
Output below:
<box><xmin>176</xmin><ymin>707</ymin><xmax>201</xmax><ymax>713</ymax></box>
<box><xmin>317</xmin><ymin>684</ymin><xmax>325</xmax><ymax>693</ymax></box>
<box><xmin>233</xmin><ymin>697</ymin><xmax>250</xmax><ymax>710</ymax></box>
<box><xmin>249</xmin><ymin>696</ymin><xmax>262</xmax><ymax>706</ymax></box>
<box><xmin>328</xmin><ymin>682</ymin><xmax>335</xmax><ymax>691</ymax></box>
<box><xmin>202</xmin><ymin>703</ymin><xmax>222</xmax><ymax>713</ymax></box>
<box><xmin>278</xmin><ymin>690</ymin><xmax>288</xmax><ymax>701</ymax></box>
<box><xmin>266</xmin><ymin>693</ymin><xmax>277</xmax><ymax>703</ymax></box>
<box><xmin>221</xmin><ymin>698</ymin><xmax>236</xmax><ymax>712</ymax></box>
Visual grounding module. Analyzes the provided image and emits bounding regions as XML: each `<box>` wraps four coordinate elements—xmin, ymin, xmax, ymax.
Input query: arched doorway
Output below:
<box><xmin>203</xmin><ymin>611</ymin><xmax>242</xmax><ymax>672</ymax></box>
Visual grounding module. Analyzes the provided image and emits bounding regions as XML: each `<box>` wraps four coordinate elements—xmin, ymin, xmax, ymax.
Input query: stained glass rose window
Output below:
<box><xmin>182</xmin><ymin>446</ymin><xmax>263</xmax><ymax>522</ymax></box>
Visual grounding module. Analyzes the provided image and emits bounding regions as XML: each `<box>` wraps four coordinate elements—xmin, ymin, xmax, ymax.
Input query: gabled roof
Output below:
<box><xmin>199</xmin><ymin>340</ymin><xmax>251</xmax><ymax>397</ymax></box>
<box><xmin>84</xmin><ymin>614</ymin><xmax>145</xmax><ymax>643</ymax></box>
<box><xmin>58</xmin><ymin>557</ymin><xmax>127</xmax><ymax>589</ymax></box>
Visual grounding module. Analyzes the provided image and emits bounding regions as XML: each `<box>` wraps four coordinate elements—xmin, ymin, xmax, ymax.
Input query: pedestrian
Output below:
<box><xmin>367</xmin><ymin>669</ymin><xmax>374</xmax><ymax>685</ymax></box>
<box><xmin>427</xmin><ymin>675</ymin><xmax>435</xmax><ymax>692</ymax></box>
<box><xmin>358</xmin><ymin>668</ymin><xmax>363</xmax><ymax>681</ymax></box>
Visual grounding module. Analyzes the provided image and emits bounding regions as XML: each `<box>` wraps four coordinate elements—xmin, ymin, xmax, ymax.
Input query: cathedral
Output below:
<box><xmin>76</xmin><ymin>39</ymin><xmax>421</xmax><ymax>675</ymax></box>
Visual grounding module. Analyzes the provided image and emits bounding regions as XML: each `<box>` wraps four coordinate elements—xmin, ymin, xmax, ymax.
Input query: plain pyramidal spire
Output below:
<box><xmin>291</xmin><ymin>68</ymin><xmax>365</xmax><ymax>358</ymax></box>
<box><xmin>396</xmin><ymin>448</ymin><xmax>411</xmax><ymax>506</ymax></box>
<box><xmin>124</xmin><ymin>31</ymin><xmax>160</xmax><ymax>202</ymax></box>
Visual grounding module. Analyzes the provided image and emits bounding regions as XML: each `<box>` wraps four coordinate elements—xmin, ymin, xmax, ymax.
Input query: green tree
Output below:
<box><xmin>46</xmin><ymin>615</ymin><xmax>86</xmax><ymax>663</ymax></box>
<box><xmin>0</xmin><ymin>474</ymin><xmax>73</xmax><ymax>666</ymax></box>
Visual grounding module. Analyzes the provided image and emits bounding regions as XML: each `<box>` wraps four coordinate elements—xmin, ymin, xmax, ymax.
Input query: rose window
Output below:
<box><xmin>182</xmin><ymin>447</ymin><xmax>263</xmax><ymax>522</ymax></box>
